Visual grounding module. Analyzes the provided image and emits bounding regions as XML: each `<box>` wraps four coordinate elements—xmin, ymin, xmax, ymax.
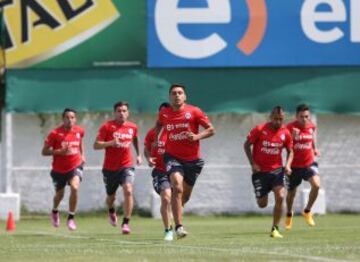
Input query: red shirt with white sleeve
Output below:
<box><xmin>144</xmin><ymin>127</ymin><xmax>167</xmax><ymax>172</ymax></box>
<box><xmin>247</xmin><ymin>122</ymin><xmax>293</xmax><ymax>172</ymax></box>
<box><xmin>158</xmin><ymin>104</ymin><xmax>211</xmax><ymax>161</ymax></box>
<box><xmin>96</xmin><ymin>120</ymin><xmax>138</xmax><ymax>171</ymax></box>
<box><xmin>45</xmin><ymin>125</ymin><xmax>84</xmax><ymax>173</ymax></box>
<box><xmin>287</xmin><ymin>121</ymin><xmax>316</xmax><ymax>168</ymax></box>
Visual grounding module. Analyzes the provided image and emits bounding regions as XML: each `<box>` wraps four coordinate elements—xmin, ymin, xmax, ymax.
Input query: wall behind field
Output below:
<box><xmin>4</xmin><ymin>112</ymin><xmax>360</xmax><ymax>214</ymax></box>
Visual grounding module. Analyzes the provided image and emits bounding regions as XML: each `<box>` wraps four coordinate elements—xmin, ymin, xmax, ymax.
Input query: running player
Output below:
<box><xmin>42</xmin><ymin>108</ymin><xmax>85</xmax><ymax>231</ymax></box>
<box><xmin>94</xmin><ymin>101</ymin><xmax>142</xmax><ymax>234</ymax></box>
<box><xmin>244</xmin><ymin>106</ymin><xmax>293</xmax><ymax>238</ymax></box>
<box><xmin>156</xmin><ymin>84</ymin><xmax>215</xmax><ymax>239</ymax></box>
<box><xmin>285</xmin><ymin>104</ymin><xmax>321</xmax><ymax>230</ymax></box>
<box><xmin>144</xmin><ymin>102</ymin><xmax>173</xmax><ymax>241</ymax></box>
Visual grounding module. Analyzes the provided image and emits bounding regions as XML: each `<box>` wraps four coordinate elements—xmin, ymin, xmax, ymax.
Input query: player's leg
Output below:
<box><xmin>67</xmin><ymin>170</ymin><xmax>81</xmax><ymax>231</ymax></box>
<box><xmin>271</xmin><ymin>185</ymin><xmax>285</xmax><ymax>238</ymax></box>
<box><xmin>285</xmin><ymin>169</ymin><xmax>302</xmax><ymax>230</ymax></box>
<box><xmin>160</xmin><ymin>188</ymin><xmax>173</xmax><ymax>241</ymax></box>
<box><xmin>120</xmin><ymin>168</ymin><xmax>135</xmax><ymax>234</ymax></box>
<box><xmin>303</xmin><ymin>171</ymin><xmax>320</xmax><ymax>226</ymax></box>
<box><xmin>182</xmin><ymin>158</ymin><xmax>204</xmax><ymax>206</ymax></box>
<box><xmin>50</xmin><ymin>171</ymin><xmax>66</xmax><ymax>228</ymax></box>
<box><xmin>103</xmin><ymin>169</ymin><xmax>121</xmax><ymax>227</ymax></box>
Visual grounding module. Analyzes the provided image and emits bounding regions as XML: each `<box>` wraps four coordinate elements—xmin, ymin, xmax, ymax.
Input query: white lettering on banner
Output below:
<box><xmin>294</xmin><ymin>142</ymin><xmax>312</xmax><ymax>150</ymax></box>
<box><xmin>155</xmin><ymin>0</ymin><xmax>231</xmax><ymax>59</ymax></box>
<box><xmin>301</xmin><ymin>0</ymin><xmax>360</xmax><ymax>43</ymax></box>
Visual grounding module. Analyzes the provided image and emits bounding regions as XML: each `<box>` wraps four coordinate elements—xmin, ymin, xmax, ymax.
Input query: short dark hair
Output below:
<box><xmin>113</xmin><ymin>101</ymin><xmax>129</xmax><ymax>111</ymax></box>
<box><xmin>158</xmin><ymin>102</ymin><xmax>170</xmax><ymax>111</ymax></box>
<box><xmin>62</xmin><ymin>108</ymin><xmax>76</xmax><ymax>118</ymax></box>
<box><xmin>169</xmin><ymin>84</ymin><xmax>186</xmax><ymax>94</ymax></box>
<box><xmin>296</xmin><ymin>104</ymin><xmax>310</xmax><ymax>114</ymax></box>
<box><xmin>271</xmin><ymin>105</ymin><xmax>284</xmax><ymax>115</ymax></box>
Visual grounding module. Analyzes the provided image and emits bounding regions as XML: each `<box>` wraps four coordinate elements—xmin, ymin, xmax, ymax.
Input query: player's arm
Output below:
<box><xmin>284</xmin><ymin>147</ymin><xmax>294</xmax><ymax>176</ymax></box>
<box><xmin>80</xmin><ymin>140</ymin><xmax>86</xmax><ymax>163</ymax></box>
<box><xmin>41</xmin><ymin>143</ymin><xmax>69</xmax><ymax>156</ymax></box>
<box><xmin>93</xmin><ymin>126</ymin><xmax>117</xmax><ymax>150</ymax></box>
<box><xmin>188</xmin><ymin>123</ymin><xmax>215</xmax><ymax>142</ymax></box>
<box><xmin>243</xmin><ymin>140</ymin><xmax>260</xmax><ymax>173</ymax></box>
<box><xmin>312</xmin><ymin>132</ymin><xmax>321</xmax><ymax>157</ymax></box>
<box><xmin>144</xmin><ymin>146</ymin><xmax>156</xmax><ymax>167</ymax></box>
<box><xmin>133</xmin><ymin>136</ymin><xmax>142</xmax><ymax>165</ymax></box>
<box><xmin>93</xmin><ymin>139</ymin><xmax>117</xmax><ymax>150</ymax></box>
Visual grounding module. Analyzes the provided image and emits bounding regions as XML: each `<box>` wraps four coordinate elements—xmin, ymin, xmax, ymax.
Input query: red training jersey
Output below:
<box><xmin>96</xmin><ymin>120</ymin><xmax>138</xmax><ymax>171</ymax></box>
<box><xmin>44</xmin><ymin>125</ymin><xmax>84</xmax><ymax>173</ymax></box>
<box><xmin>287</xmin><ymin>120</ymin><xmax>316</xmax><ymax>168</ymax></box>
<box><xmin>144</xmin><ymin>127</ymin><xmax>167</xmax><ymax>172</ymax></box>
<box><xmin>246</xmin><ymin>122</ymin><xmax>293</xmax><ymax>172</ymax></box>
<box><xmin>158</xmin><ymin>104</ymin><xmax>211</xmax><ymax>161</ymax></box>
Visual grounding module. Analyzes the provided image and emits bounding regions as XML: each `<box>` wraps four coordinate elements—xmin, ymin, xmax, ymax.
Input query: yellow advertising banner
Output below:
<box><xmin>3</xmin><ymin>0</ymin><xmax>119</xmax><ymax>68</ymax></box>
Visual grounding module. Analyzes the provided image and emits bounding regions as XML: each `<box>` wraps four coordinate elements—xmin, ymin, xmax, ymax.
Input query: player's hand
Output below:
<box><xmin>251</xmin><ymin>163</ymin><xmax>261</xmax><ymax>173</ymax></box>
<box><xmin>146</xmin><ymin>157</ymin><xmax>156</xmax><ymax>167</ymax></box>
<box><xmin>314</xmin><ymin>148</ymin><xmax>321</xmax><ymax>157</ymax></box>
<box><xmin>186</xmin><ymin>131</ymin><xmax>199</xmax><ymax>141</ymax></box>
<box><xmin>136</xmin><ymin>155</ymin><xmax>142</xmax><ymax>166</ymax></box>
<box><xmin>81</xmin><ymin>155</ymin><xmax>86</xmax><ymax>163</ymax></box>
<box><xmin>285</xmin><ymin>166</ymin><xmax>292</xmax><ymax>176</ymax></box>
<box><xmin>55</xmin><ymin>145</ymin><xmax>71</xmax><ymax>155</ymax></box>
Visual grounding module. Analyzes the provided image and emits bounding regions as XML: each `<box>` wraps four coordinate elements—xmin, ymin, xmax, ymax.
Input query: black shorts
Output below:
<box><xmin>286</xmin><ymin>162</ymin><xmax>319</xmax><ymax>190</ymax></box>
<box><xmin>50</xmin><ymin>165</ymin><xmax>83</xmax><ymax>192</ymax></box>
<box><xmin>252</xmin><ymin>168</ymin><xmax>285</xmax><ymax>198</ymax></box>
<box><xmin>152</xmin><ymin>168</ymin><xmax>171</xmax><ymax>195</ymax></box>
<box><xmin>164</xmin><ymin>153</ymin><xmax>205</xmax><ymax>187</ymax></box>
<box><xmin>102</xmin><ymin>167</ymin><xmax>135</xmax><ymax>196</ymax></box>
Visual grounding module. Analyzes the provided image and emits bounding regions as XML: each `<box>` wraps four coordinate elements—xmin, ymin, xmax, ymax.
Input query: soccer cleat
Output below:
<box><xmin>270</xmin><ymin>227</ymin><xmax>283</xmax><ymax>238</ymax></box>
<box><xmin>175</xmin><ymin>226</ymin><xmax>188</xmax><ymax>239</ymax></box>
<box><xmin>51</xmin><ymin>212</ymin><xmax>60</xmax><ymax>228</ymax></box>
<box><xmin>121</xmin><ymin>223</ymin><xmax>131</xmax><ymax>234</ymax></box>
<box><xmin>67</xmin><ymin>219</ymin><xmax>77</xmax><ymax>231</ymax></box>
<box><xmin>164</xmin><ymin>230</ymin><xmax>174</xmax><ymax>241</ymax></box>
<box><xmin>303</xmin><ymin>211</ymin><xmax>316</xmax><ymax>227</ymax></box>
<box><xmin>108</xmin><ymin>212</ymin><xmax>118</xmax><ymax>227</ymax></box>
<box><xmin>285</xmin><ymin>212</ymin><xmax>294</xmax><ymax>230</ymax></box>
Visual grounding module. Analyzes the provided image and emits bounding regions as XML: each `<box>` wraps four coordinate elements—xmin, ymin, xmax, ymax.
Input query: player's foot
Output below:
<box><xmin>67</xmin><ymin>219</ymin><xmax>77</xmax><ymax>231</ymax></box>
<box><xmin>270</xmin><ymin>227</ymin><xmax>283</xmax><ymax>238</ymax></box>
<box><xmin>303</xmin><ymin>210</ymin><xmax>315</xmax><ymax>226</ymax></box>
<box><xmin>164</xmin><ymin>229</ymin><xmax>174</xmax><ymax>241</ymax></box>
<box><xmin>285</xmin><ymin>212</ymin><xmax>294</xmax><ymax>230</ymax></box>
<box><xmin>51</xmin><ymin>212</ymin><xmax>60</xmax><ymax>228</ymax></box>
<box><xmin>108</xmin><ymin>212</ymin><xmax>118</xmax><ymax>227</ymax></box>
<box><xmin>121</xmin><ymin>223</ymin><xmax>130</xmax><ymax>234</ymax></box>
<box><xmin>175</xmin><ymin>226</ymin><xmax>188</xmax><ymax>239</ymax></box>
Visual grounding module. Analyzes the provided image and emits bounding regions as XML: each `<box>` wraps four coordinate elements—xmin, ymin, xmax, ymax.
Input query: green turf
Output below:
<box><xmin>0</xmin><ymin>214</ymin><xmax>359</xmax><ymax>261</ymax></box>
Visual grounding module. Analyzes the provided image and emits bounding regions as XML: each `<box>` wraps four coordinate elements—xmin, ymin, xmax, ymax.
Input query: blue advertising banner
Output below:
<box><xmin>148</xmin><ymin>0</ymin><xmax>360</xmax><ymax>67</ymax></box>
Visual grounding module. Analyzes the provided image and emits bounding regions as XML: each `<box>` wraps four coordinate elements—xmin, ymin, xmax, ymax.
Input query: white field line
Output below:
<box><xmin>19</xmin><ymin>230</ymin><xmax>350</xmax><ymax>262</ymax></box>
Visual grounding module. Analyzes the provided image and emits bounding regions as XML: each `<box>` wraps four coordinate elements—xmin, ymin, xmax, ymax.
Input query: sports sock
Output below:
<box><xmin>68</xmin><ymin>212</ymin><xmax>75</xmax><ymax>220</ymax></box>
<box><xmin>175</xmin><ymin>224</ymin><xmax>183</xmax><ymax>231</ymax></box>
<box><xmin>52</xmin><ymin>209</ymin><xmax>58</xmax><ymax>214</ymax></box>
<box><xmin>287</xmin><ymin>212</ymin><xmax>293</xmax><ymax>217</ymax></box>
<box><xmin>122</xmin><ymin>217</ymin><xmax>130</xmax><ymax>225</ymax></box>
<box><xmin>109</xmin><ymin>207</ymin><xmax>115</xmax><ymax>214</ymax></box>
<box><xmin>304</xmin><ymin>209</ymin><xmax>310</xmax><ymax>213</ymax></box>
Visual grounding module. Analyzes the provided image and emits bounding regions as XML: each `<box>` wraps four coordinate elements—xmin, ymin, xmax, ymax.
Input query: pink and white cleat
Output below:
<box><xmin>121</xmin><ymin>223</ymin><xmax>131</xmax><ymax>234</ymax></box>
<box><xmin>67</xmin><ymin>219</ymin><xmax>77</xmax><ymax>231</ymax></box>
<box><xmin>108</xmin><ymin>212</ymin><xmax>118</xmax><ymax>227</ymax></box>
<box><xmin>51</xmin><ymin>212</ymin><xmax>60</xmax><ymax>228</ymax></box>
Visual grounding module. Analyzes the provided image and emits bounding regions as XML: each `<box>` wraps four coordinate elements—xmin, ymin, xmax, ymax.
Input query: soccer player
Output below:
<box><xmin>285</xmin><ymin>104</ymin><xmax>321</xmax><ymax>230</ymax></box>
<box><xmin>93</xmin><ymin>101</ymin><xmax>142</xmax><ymax>234</ymax></box>
<box><xmin>144</xmin><ymin>102</ymin><xmax>173</xmax><ymax>241</ymax></box>
<box><xmin>244</xmin><ymin>106</ymin><xmax>293</xmax><ymax>238</ymax></box>
<box><xmin>42</xmin><ymin>108</ymin><xmax>85</xmax><ymax>231</ymax></box>
<box><xmin>156</xmin><ymin>84</ymin><xmax>215</xmax><ymax>239</ymax></box>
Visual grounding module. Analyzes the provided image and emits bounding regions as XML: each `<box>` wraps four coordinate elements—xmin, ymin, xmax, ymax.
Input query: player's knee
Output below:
<box><xmin>312</xmin><ymin>183</ymin><xmax>320</xmax><ymax>191</ymax></box>
<box><xmin>173</xmin><ymin>184</ymin><xmax>183</xmax><ymax>195</ymax></box>
<box><xmin>257</xmin><ymin>199</ymin><xmax>267</xmax><ymax>208</ymax></box>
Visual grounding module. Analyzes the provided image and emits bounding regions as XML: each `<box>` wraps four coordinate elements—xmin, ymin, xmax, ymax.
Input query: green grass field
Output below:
<box><xmin>0</xmin><ymin>214</ymin><xmax>359</xmax><ymax>261</ymax></box>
